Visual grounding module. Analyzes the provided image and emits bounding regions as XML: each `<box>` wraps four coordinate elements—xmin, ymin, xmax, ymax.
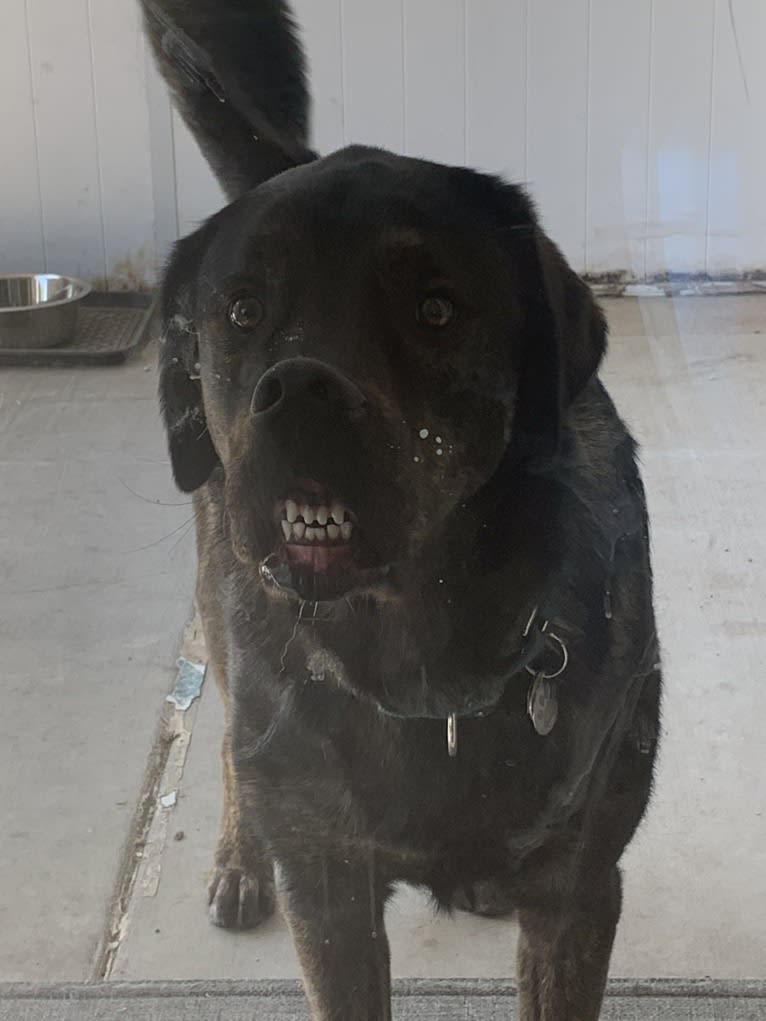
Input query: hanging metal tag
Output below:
<box><xmin>527</xmin><ymin>672</ymin><xmax>558</xmax><ymax>736</ymax></box>
<box><xmin>447</xmin><ymin>713</ymin><xmax>458</xmax><ymax>757</ymax></box>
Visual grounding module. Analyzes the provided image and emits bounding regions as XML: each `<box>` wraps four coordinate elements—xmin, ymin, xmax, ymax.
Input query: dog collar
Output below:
<box><xmin>445</xmin><ymin>606</ymin><xmax>569</xmax><ymax>757</ymax></box>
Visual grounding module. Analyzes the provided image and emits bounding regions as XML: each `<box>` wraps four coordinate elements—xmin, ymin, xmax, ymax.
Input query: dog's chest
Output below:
<box><xmin>289</xmin><ymin>684</ymin><xmax>564</xmax><ymax>848</ymax></box>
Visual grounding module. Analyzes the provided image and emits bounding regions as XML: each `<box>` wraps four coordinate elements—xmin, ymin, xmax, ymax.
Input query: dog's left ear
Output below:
<box><xmin>157</xmin><ymin>224</ymin><xmax>221</xmax><ymax>493</ymax></box>
<box><xmin>448</xmin><ymin>168</ymin><xmax>607</xmax><ymax>465</ymax></box>
<box><xmin>510</xmin><ymin>226</ymin><xmax>607</xmax><ymax>464</ymax></box>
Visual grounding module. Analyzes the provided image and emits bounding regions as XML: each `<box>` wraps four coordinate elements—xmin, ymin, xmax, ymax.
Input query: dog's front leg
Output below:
<box><xmin>280</xmin><ymin>854</ymin><xmax>392</xmax><ymax>1021</ymax></box>
<box><xmin>207</xmin><ymin>728</ymin><xmax>276</xmax><ymax>929</ymax></box>
<box><xmin>516</xmin><ymin>867</ymin><xmax>622</xmax><ymax>1021</ymax></box>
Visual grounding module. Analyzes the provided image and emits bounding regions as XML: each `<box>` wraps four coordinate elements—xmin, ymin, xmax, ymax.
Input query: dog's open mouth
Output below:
<box><xmin>259</xmin><ymin>479</ymin><xmax>392</xmax><ymax>602</ymax></box>
<box><xmin>277</xmin><ymin>494</ymin><xmax>357</xmax><ymax>574</ymax></box>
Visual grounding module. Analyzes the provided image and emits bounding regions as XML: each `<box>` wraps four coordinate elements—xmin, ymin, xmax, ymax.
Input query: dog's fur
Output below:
<box><xmin>141</xmin><ymin>3</ymin><xmax>661</xmax><ymax>1018</ymax></box>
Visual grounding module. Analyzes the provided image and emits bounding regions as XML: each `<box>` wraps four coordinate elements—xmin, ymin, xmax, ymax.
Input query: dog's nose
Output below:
<box><xmin>250</xmin><ymin>357</ymin><xmax>366</xmax><ymax>418</ymax></box>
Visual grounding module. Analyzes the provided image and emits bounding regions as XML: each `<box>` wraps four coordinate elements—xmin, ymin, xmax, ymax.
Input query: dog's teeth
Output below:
<box><xmin>281</xmin><ymin>499</ymin><xmax>353</xmax><ymax>542</ymax></box>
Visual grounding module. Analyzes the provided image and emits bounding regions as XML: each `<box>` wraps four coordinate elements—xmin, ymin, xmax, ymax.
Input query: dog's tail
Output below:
<box><xmin>140</xmin><ymin>0</ymin><xmax>316</xmax><ymax>200</ymax></box>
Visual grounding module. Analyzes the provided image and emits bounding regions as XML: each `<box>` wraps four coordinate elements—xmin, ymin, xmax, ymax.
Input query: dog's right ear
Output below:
<box><xmin>157</xmin><ymin>226</ymin><xmax>220</xmax><ymax>493</ymax></box>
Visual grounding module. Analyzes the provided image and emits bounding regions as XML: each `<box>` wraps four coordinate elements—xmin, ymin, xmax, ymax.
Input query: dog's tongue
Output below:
<box><xmin>284</xmin><ymin>542</ymin><xmax>355</xmax><ymax>573</ymax></box>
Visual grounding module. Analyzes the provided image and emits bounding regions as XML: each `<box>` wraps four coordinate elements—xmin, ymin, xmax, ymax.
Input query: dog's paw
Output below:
<box><xmin>208</xmin><ymin>865</ymin><xmax>276</xmax><ymax>930</ymax></box>
<box><xmin>449</xmin><ymin>878</ymin><xmax>516</xmax><ymax>918</ymax></box>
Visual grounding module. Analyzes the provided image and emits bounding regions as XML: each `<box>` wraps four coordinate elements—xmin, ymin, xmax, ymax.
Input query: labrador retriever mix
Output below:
<box><xmin>141</xmin><ymin>2</ymin><xmax>661</xmax><ymax>1017</ymax></box>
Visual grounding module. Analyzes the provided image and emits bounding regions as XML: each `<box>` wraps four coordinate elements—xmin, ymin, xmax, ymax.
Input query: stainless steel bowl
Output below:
<box><xmin>0</xmin><ymin>274</ymin><xmax>91</xmax><ymax>349</ymax></box>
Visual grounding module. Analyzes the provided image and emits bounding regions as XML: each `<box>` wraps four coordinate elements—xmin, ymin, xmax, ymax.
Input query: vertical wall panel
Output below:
<box><xmin>526</xmin><ymin>0</ymin><xmax>589</xmax><ymax>272</ymax></box>
<box><xmin>26</xmin><ymin>0</ymin><xmax>106</xmax><ymax>281</ymax></box>
<box><xmin>645</xmin><ymin>0</ymin><xmax>715</xmax><ymax>277</ymax></box>
<box><xmin>3</xmin><ymin>0</ymin><xmax>766</xmax><ymax>283</ymax></box>
<box><xmin>404</xmin><ymin>0</ymin><xmax>466</xmax><ymax>165</ymax></box>
<box><xmin>0</xmin><ymin>1</ymin><xmax>45</xmax><ymax>274</ymax></box>
<box><xmin>587</xmin><ymin>0</ymin><xmax>651</xmax><ymax>278</ymax></box>
<box><xmin>465</xmin><ymin>0</ymin><xmax>526</xmax><ymax>178</ymax></box>
<box><xmin>144</xmin><ymin>54</ymin><xmax>179</xmax><ymax>269</ymax></box>
<box><xmin>88</xmin><ymin>0</ymin><xmax>156</xmax><ymax>287</ymax></box>
<box><xmin>341</xmin><ymin>0</ymin><xmax>404</xmax><ymax>152</ymax></box>
<box><xmin>292</xmin><ymin>0</ymin><xmax>345</xmax><ymax>153</ymax></box>
<box><xmin>707</xmin><ymin>0</ymin><xmax>766</xmax><ymax>276</ymax></box>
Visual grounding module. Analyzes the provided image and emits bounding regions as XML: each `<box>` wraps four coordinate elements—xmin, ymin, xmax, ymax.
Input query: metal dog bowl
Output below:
<box><xmin>0</xmin><ymin>274</ymin><xmax>91</xmax><ymax>349</ymax></box>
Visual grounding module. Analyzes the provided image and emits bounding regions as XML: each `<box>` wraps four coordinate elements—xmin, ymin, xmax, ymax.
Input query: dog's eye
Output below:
<box><xmin>417</xmin><ymin>295</ymin><xmax>454</xmax><ymax>328</ymax></box>
<box><xmin>228</xmin><ymin>295</ymin><xmax>263</xmax><ymax>331</ymax></box>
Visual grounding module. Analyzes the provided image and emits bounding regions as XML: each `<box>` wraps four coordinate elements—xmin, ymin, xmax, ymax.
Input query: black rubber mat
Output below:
<box><xmin>0</xmin><ymin>292</ymin><xmax>154</xmax><ymax>366</ymax></box>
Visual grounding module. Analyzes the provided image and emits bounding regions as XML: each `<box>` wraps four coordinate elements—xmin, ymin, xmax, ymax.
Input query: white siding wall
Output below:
<box><xmin>1</xmin><ymin>0</ymin><xmax>764</xmax><ymax>285</ymax></box>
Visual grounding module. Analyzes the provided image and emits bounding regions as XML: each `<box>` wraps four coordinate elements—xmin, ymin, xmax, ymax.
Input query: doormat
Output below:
<box><xmin>1</xmin><ymin>978</ymin><xmax>764</xmax><ymax>1020</ymax></box>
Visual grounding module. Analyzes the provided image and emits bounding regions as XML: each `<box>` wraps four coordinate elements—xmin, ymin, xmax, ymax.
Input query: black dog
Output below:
<box><xmin>141</xmin><ymin>3</ymin><xmax>661</xmax><ymax>1018</ymax></box>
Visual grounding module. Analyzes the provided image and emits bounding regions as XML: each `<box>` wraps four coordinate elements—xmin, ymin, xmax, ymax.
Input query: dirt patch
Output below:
<box><xmin>91</xmin><ymin>247</ymin><xmax>157</xmax><ymax>293</ymax></box>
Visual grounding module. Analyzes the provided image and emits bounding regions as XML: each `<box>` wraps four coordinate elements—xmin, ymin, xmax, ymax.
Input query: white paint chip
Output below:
<box><xmin>418</xmin><ymin>429</ymin><xmax>429</xmax><ymax>439</ymax></box>
<box><xmin>166</xmin><ymin>658</ymin><xmax>206</xmax><ymax>711</ymax></box>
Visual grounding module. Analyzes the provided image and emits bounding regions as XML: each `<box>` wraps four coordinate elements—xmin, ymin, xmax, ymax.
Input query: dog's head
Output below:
<box><xmin>158</xmin><ymin>146</ymin><xmax>606</xmax><ymax>602</ymax></box>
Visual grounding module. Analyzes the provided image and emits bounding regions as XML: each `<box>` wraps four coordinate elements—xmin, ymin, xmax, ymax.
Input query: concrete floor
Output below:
<box><xmin>1</xmin><ymin>296</ymin><xmax>764</xmax><ymax>984</ymax></box>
